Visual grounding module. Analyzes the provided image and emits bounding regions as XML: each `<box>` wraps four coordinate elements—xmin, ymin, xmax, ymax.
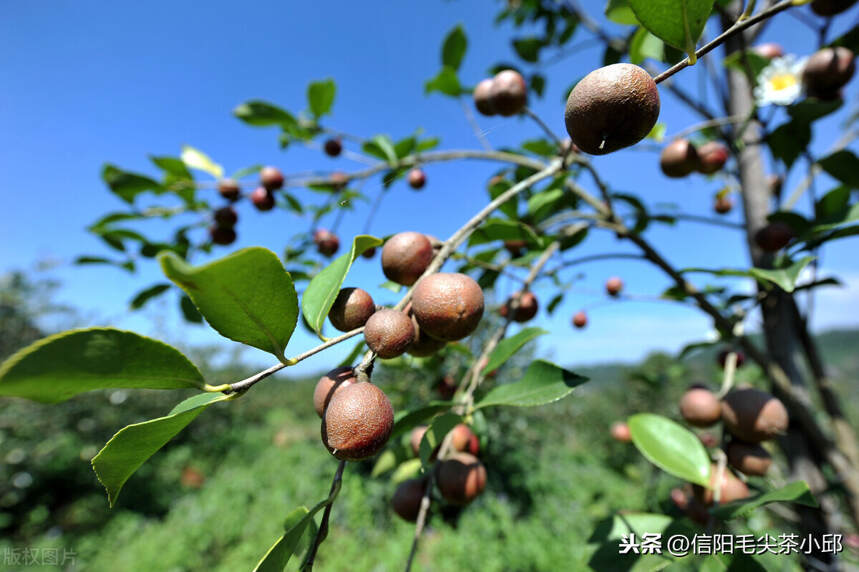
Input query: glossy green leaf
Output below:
<box><xmin>468</xmin><ymin>218</ymin><xmax>540</xmax><ymax>247</ymax></box>
<box><xmin>605</xmin><ymin>0</ymin><xmax>638</xmax><ymax>25</ymax></box>
<box><xmin>768</xmin><ymin>120</ymin><xmax>811</xmax><ymax>168</ymax></box>
<box><xmin>160</xmin><ymin>248</ymin><xmax>299</xmax><ymax>360</ymax></box>
<box><xmin>441</xmin><ymin>25</ymin><xmax>467</xmax><ymax>70</ymax></box>
<box><xmin>787</xmin><ymin>99</ymin><xmax>842</xmax><ymax>123</ymax></box>
<box><xmin>629</xmin><ymin>0</ymin><xmax>715</xmax><ymax>53</ymax></box>
<box><xmin>233</xmin><ymin>100</ymin><xmax>299</xmax><ymax>131</ymax></box>
<box><xmin>488</xmin><ymin>178</ymin><xmax>518</xmax><ymax>220</ymax></box>
<box><xmin>391</xmin><ymin>401</ymin><xmax>453</xmax><ymax>438</ymax></box>
<box><xmin>101</xmin><ymin>164</ymin><xmax>164</xmax><ymax>204</ymax></box>
<box><xmin>711</xmin><ymin>481</ymin><xmax>817</xmax><ymax>520</ymax></box>
<box><xmin>92</xmin><ymin>393</ymin><xmax>229</xmax><ymax>506</ymax></box>
<box><xmin>513</xmin><ymin>37</ymin><xmax>544</xmax><ymax>63</ymax></box>
<box><xmin>527</xmin><ymin>188</ymin><xmax>565</xmax><ymax>223</ymax></box>
<box><xmin>307</xmin><ymin>79</ymin><xmax>336</xmax><ymax>118</ymax></box>
<box><xmin>129</xmin><ymin>283</ymin><xmax>171</xmax><ymax>310</ymax></box>
<box><xmin>628</xmin><ymin>413</ymin><xmax>711</xmax><ymax>486</ymax></box>
<box><xmin>361</xmin><ymin>136</ymin><xmax>397</xmax><ymax>165</ymax></box>
<box><xmin>391</xmin><ymin>458</ymin><xmax>423</xmax><ymax>484</ymax></box>
<box><xmin>819</xmin><ymin>150</ymin><xmax>859</xmax><ymax>188</ymax></box>
<box><xmin>629</xmin><ymin>27</ymin><xmax>664</xmax><ymax>64</ymax></box>
<box><xmin>0</xmin><ymin>328</ymin><xmax>204</xmax><ymax>403</ymax></box>
<box><xmin>180</xmin><ymin>145</ymin><xmax>223</xmax><ymax>179</ymax></box>
<box><xmin>482</xmin><ymin>327</ymin><xmax>547</xmax><ymax>375</ymax></box>
<box><xmin>419</xmin><ymin>412</ymin><xmax>461</xmax><ymax>466</ymax></box>
<box><xmin>683</xmin><ymin>257</ymin><xmax>814</xmax><ymax>293</ymax></box>
<box><xmin>476</xmin><ymin>360</ymin><xmax>587</xmax><ymax>408</ymax></box>
<box><xmin>425</xmin><ymin>66</ymin><xmax>462</xmax><ymax>97</ymax></box>
<box><xmin>301</xmin><ymin>235</ymin><xmax>382</xmax><ymax>335</ymax></box>
<box><xmin>253</xmin><ymin>506</ymin><xmax>312</xmax><ymax>572</ymax></box>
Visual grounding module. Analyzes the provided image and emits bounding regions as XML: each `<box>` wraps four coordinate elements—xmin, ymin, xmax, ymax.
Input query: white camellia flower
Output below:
<box><xmin>754</xmin><ymin>55</ymin><xmax>807</xmax><ymax>106</ymax></box>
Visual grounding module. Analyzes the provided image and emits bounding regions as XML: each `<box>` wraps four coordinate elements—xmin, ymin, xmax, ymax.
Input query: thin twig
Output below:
<box><xmin>460</xmin><ymin>97</ymin><xmax>492</xmax><ymax>151</ymax></box>
<box><xmin>523</xmin><ymin>107</ymin><xmax>564</xmax><ymax>148</ymax></box>
<box><xmin>301</xmin><ymin>459</ymin><xmax>347</xmax><ymax>571</ymax></box>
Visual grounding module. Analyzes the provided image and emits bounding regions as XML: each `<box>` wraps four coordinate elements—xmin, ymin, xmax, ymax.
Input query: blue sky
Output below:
<box><xmin>2</xmin><ymin>1</ymin><xmax>857</xmax><ymax>376</ymax></box>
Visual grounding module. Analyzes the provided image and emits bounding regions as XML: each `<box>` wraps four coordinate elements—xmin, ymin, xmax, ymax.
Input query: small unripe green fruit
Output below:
<box><xmin>437</xmin><ymin>452</ymin><xmax>487</xmax><ymax>505</ymax></box>
<box><xmin>321</xmin><ymin>382</ymin><xmax>394</xmax><ymax>461</ymax></box>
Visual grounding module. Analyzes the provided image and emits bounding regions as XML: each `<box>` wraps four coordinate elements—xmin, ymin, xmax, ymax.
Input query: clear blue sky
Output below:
<box><xmin>2</xmin><ymin>1</ymin><xmax>857</xmax><ymax>375</ymax></box>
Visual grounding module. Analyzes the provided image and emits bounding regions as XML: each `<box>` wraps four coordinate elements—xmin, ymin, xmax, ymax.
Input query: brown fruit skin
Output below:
<box><xmin>670</xmin><ymin>487</ymin><xmax>689</xmax><ymax>511</ymax></box>
<box><xmin>250</xmin><ymin>187</ymin><xmax>275</xmax><ymax>211</ymax></box>
<box><xmin>722</xmin><ymin>388</ymin><xmax>789</xmax><ymax>443</ymax></box>
<box><xmin>407</xmin><ymin>316</ymin><xmax>447</xmax><ymax>357</ymax></box>
<box><xmin>565</xmin><ymin>64</ymin><xmax>660</xmax><ymax>155</ymax></box>
<box><xmin>217</xmin><ymin>178</ymin><xmax>241</xmax><ymax>201</ymax></box>
<box><xmin>714</xmin><ymin>196</ymin><xmax>733</xmax><ymax>215</ymax></box>
<box><xmin>322</xmin><ymin>382</ymin><xmax>394</xmax><ymax>461</ymax></box>
<box><xmin>408</xmin><ymin>168</ymin><xmax>426</xmax><ymax>190</ymax></box>
<box><xmin>213</xmin><ymin>206</ymin><xmax>238</xmax><ymax>227</ymax></box>
<box><xmin>718</xmin><ymin>349</ymin><xmax>746</xmax><ymax>369</ymax></box>
<box><xmin>410</xmin><ymin>426</ymin><xmax>429</xmax><ymax>457</ymax></box>
<box><xmin>260</xmin><ymin>166</ymin><xmax>285</xmax><ymax>191</ymax></box>
<box><xmin>660</xmin><ymin>139</ymin><xmax>700</xmax><ymax>178</ymax></box>
<box><xmin>313</xmin><ymin>366</ymin><xmax>357</xmax><ymax>417</ymax></box>
<box><xmin>811</xmin><ymin>0</ymin><xmax>858</xmax><ymax>16</ymax></box>
<box><xmin>489</xmin><ymin>70</ymin><xmax>528</xmax><ymax>116</ymax></box>
<box><xmin>473</xmin><ymin>78</ymin><xmax>497</xmax><ymax>116</ymax></box>
<box><xmin>329</xmin><ymin>171</ymin><xmax>349</xmax><ymax>190</ymax></box>
<box><xmin>361</xmin><ymin>247</ymin><xmax>376</xmax><ymax>259</ymax></box>
<box><xmin>450</xmin><ymin>424</ymin><xmax>480</xmax><ymax>455</ymax></box>
<box><xmin>381</xmin><ymin>232</ymin><xmax>434</xmax><ymax>286</ymax></box>
<box><xmin>504</xmin><ymin>239</ymin><xmax>527</xmax><ymax>258</ymax></box>
<box><xmin>411</xmin><ymin>273</ymin><xmax>485</xmax><ymax>341</ymax></box>
<box><xmin>693</xmin><ymin>464</ymin><xmax>750</xmax><ymax>505</ymax></box>
<box><xmin>436</xmin><ymin>374</ymin><xmax>457</xmax><ymax>400</ymax></box>
<box><xmin>726</xmin><ymin>441</ymin><xmax>772</xmax><ymax>476</ymax></box>
<box><xmin>697</xmin><ymin>141</ymin><xmax>729</xmax><ymax>175</ymax></box>
<box><xmin>437</xmin><ymin>452</ymin><xmax>487</xmax><ymax>505</ymax></box>
<box><xmin>768</xmin><ymin>174</ymin><xmax>784</xmax><ymax>199</ymax></box>
<box><xmin>209</xmin><ymin>226</ymin><xmax>237</xmax><ymax>245</ymax></box>
<box><xmin>802</xmin><ymin>47</ymin><xmax>856</xmax><ymax>98</ymax></box>
<box><xmin>754</xmin><ymin>222</ymin><xmax>794</xmax><ymax>252</ymax></box>
<box><xmin>392</xmin><ymin>478</ymin><xmax>429</xmax><ymax>522</ymax></box>
<box><xmin>324</xmin><ymin>138</ymin><xmax>342</xmax><ymax>157</ymax></box>
<box><xmin>605</xmin><ymin>277</ymin><xmax>623</xmax><ymax>297</ymax></box>
<box><xmin>313</xmin><ymin>229</ymin><xmax>340</xmax><ymax>257</ymax></box>
<box><xmin>610</xmin><ymin>421</ymin><xmax>632</xmax><ymax>442</ymax></box>
<box><xmin>328</xmin><ymin>288</ymin><xmax>375</xmax><ymax>332</ymax></box>
<box><xmin>572</xmin><ymin>311</ymin><xmax>588</xmax><ymax>329</ymax></box>
<box><xmin>753</xmin><ymin>43</ymin><xmax>784</xmax><ymax>60</ymax></box>
<box><xmin>363</xmin><ymin>309</ymin><xmax>416</xmax><ymax>359</ymax></box>
<box><xmin>679</xmin><ymin>387</ymin><xmax>722</xmax><ymax>428</ymax></box>
<box><xmin>499</xmin><ymin>291</ymin><xmax>538</xmax><ymax>323</ymax></box>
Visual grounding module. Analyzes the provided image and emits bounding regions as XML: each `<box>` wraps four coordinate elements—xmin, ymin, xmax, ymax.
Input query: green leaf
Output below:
<box><xmin>180</xmin><ymin>145</ymin><xmax>223</xmax><ymax>179</ymax></box>
<box><xmin>711</xmin><ymin>481</ymin><xmax>817</xmax><ymax>520</ymax></box>
<box><xmin>361</xmin><ymin>136</ymin><xmax>398</xmax><ymax>165</ymax></box>
<box><xmin>301</xmin><ymin>235</ymin><xmax>382</xmax><ymax>335</ymax></box>
<box><xmin>233</xmin><ymin>100</ymin><xmax>299</xmax><ymax>131</ymax></box>
<box><xmin>629</xmin><ymin>27</ymin><xmax>664</xmax><ymax>64</ymax></box>
<box><xmin>748</xmin><ymin>256</ymin><xmax>815</xmax><ymax>293</ymax></box>
<box><xmin>605</xmin><ymin>0</ymin><xmax>639</xmax><ymax>25</ymax></box>
<box><xmin>0</xmin><ymin>328</ymin><xmax>204</xmax><ymax>403</ymax></box>
<box><xmin>391</xmin><ymin>401</ymin><xmax>453</xmax><ymax>438</ymax></box>
<box><xmin>160</xmin><ymin>248</ymin><xmax>299</xmax><ymax>361</ymax></box>
<box><xmin>307</xmin><ymin>79</ymin><xmax>336</xmax><ymax>118</ymax></box>
<box><xmin>527</xmin><ymin>188</ymin><xmax>565</xmax><ymax>223</ymax></box>
<box><xmin>629</xmin><ymin>0</ymin><xmax>714</xmax><ymax>53</ymax></box>
<box><xmin>425</xmin><ymin>66</ymin><xmax>463</xmax><ymax>97</ymax></box>
<box><xmin>512</xmin><ymin>37</ymin><xmax>544</xmax><ymax>63</ymax></box>
<box><xmin>419</xmin><ymin>412</ymin><xmax>461</xmax><ymax>466</ymax></box>
<box><xmin>819</xmin><ymin>150</ymin><xmax>859</xmax><ymax>188</ymax></box>
<box><xmin>468</xmin><ymin>218</ymin><xmax>539</xmax><ymax>247</ymax></box>
<box><xmin>129</xmin><ymin>283</ymin><xmax>171</xmax><ymax>310</ymax></box>
<box><xmin>180</xmin><ymin>294</ymin><xmax>203</xmax><ymax>323</ymax></box>
<box><xmin>787</xmin><ymin>99</ymin><xmax>842</xmax><ymax>123</ymax></box>
<box><xmin>488</xmin><ymin>178</ymin><xmax>518</xmax><ymax>220</ymax></box>
<box><xmin>441</xmin><ymin>25</ymin><xmax>467</xmax><ymax>70</ymax></box>
<box><xmin>92</xmin><ymin>393</ymin><xmax>229</xmax><ymax>506</ymax></box>
<box><xmin>722</xmin><ymin>50</ymin><xmax>769</xmax><ymax>84</ymax></box>
<box><xmin>101</xmin><ymin>164</ymin><xmax>164</xmax><ymax>204</ymax></box>
<box><xmin>253</xmin><ymin>506</ymin><xmax>312</xmax><ymax>572</ymax></box>
<box><xmin>476</xmin><ymin>359</ymin><xmax>587</xmax><ymax>408</ymax></box>
<box><xmin>647</xmin><ymin>122</ymin><xmax>667</xmax><ymax>142</ymax></box>
<box><xmin>628</xmin><ymin>413</ymin><xmax>711</xmax><ymax>486</ymax></box>
<box><xmin>482</xmin><ymin>327</ymin><xmax>547</xmax><ymax>375</ymax></box>
<box><xmin>588</xmin><ymin>512</ymin><xmax>677</xmax><ymax>542</ymax></box>
<box><xmin>768</xmin><ymin>120</ymin><xmax>811</xmax><ymax>168</ymax></box>
<box><xmin>830</xmin><ymin>22</ymin><xmax>859</xmax><ymax>52</ymax></box>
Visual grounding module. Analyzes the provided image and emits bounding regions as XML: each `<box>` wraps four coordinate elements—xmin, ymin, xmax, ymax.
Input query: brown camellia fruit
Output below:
<box><xmin>324</xmin><ymin>138</ymin><xmax>342</xmax><ymax>157</ymax></box>
<box><xmin>693</xmin><ymin>464</ymin><xmax>750</xmax><ymax>505</ymax></box>
<box><xmin>411</xmin><ymin>273</ymin><xmax>484</xmax><ymax>341</ymax></box>
<box><xmin>250</xmin><ymin>187</ymin><xmax>275</xmax><ymax>211</ymax></box>
<box><xmin>500</xmin><ymin>291</ymin><xmax>538</xmax><ymax>323</ymax></box>
<box><xmin>489</xmin><ymin>69</ymin><xmax>527</xmax><ymax>116</ymax></box>
<box><xmin>753</xmin><ymin>43</ymin><xmax>784</xmax><ymax>60</ymax></box>
<box><xmin>768</xmin><ymin>174</ymin><xmax>784</xmax><ymax>199</ymax></box>
<box><xmin>802</xmin><ymin>47</ymin><xmax>856</xmax><ymax>98</ymax></box>
<box><xmin>260</xmin><ymin>166</ymin><xmax>285</xmax><ymax>191</ymax></box>
<box><xmin>328</xmin><ymin>287</ymin><xmax>375</xmax><ymax>332</ymax></box>
<box><xmin>410</xmin><ymin>425</ymin><xmax>429</xmax><ymax>457</ymax></box>
<box><xmin>322</xmin><ymin>381</ymin><xmax>394</xmax><ymax>461</ymax></box>
<box><xmin>408</xmin><ymin>168</ymin><xmax>427</xmax><ymax>190</ymax></box>
<box><xmin>714</xmin><ymin>196</ymin><xmax>733</xmax><ymax>215</ymax></box>
<box><xmin>314</xmin><ymin>229</ymin><xmax>340</xmax><ymax>257</ymax></box>
<box><xmin>361</xmin><ymin>247</ymin><xmax>376</xmax><ymax>259</ymax></box>
<box><xmin>660</xmin><ymin>139</ymin><xmax>700</xmax><ymax>178</ymax></box>
<box><xmin>213</xmin><ymin>206</ymin><xmax>238</xmax><ymax>227</ymax></box>
<box><xmin>450</xmin><ymin>424</ymin><xmax>480</xmax><ymax>455</ymax></box>
<box><xmin>754</xmin><ymin>222</ymin><xmax>794</xmax><ymax>252</ymax></box>
<box><xmin>565</xmin><ymin>63</ymin><xmax>660</xmax><ymax>155</ymax></box>
<box><xmin>722</xmin><ymin>387</ymin><xmax>789</xmax><ymax>443</ymax></box>
<box><xmin>605</xmin><ymin>277</ymin><xmax>623</xmax><ymax>297</ymax></box>
<box><xmin>436</xmin><ymin>374</ymin><xmax>457</xmax><ymax>400</ymax></box>
<box><xmin>572</xmin><ymin>311</ymin><xmax>588</xmax><ymax>329</ymax></box>
<box><xmin>392</xmin><ymin>478</ymin><xmax>429</xmax><ymax>522</ymax></box>
<box><xmin>697</xmin><ymin>141</ymin><xmax>729</xmax><ymax>175</ymax></box>
<box><xmin>726</xmin><ymin>441</ymin><xmax>772</xmax><ymax>476</ymax></box>
<box><xmin>407</xmin><ymin>316</ymin><xmax>446</xmax><ymax>357</ymax></box>
<box><xmin>610</xmin><ymin>421</ymin><xmax>632</xmax><ymax>442</ymax></box>
<box><xmin>329</xmin><ymin>171</ymin><xmax>349</xmax><ymax>190</ymax></box>
<box><xmin>364</xmin><ymin>309</ymin><xmax>416</xmax><ymax>359</ymax></box>
<box><xmin>381</xmin><ymin>232</ymin><xmax>433</xmax><ymax>286</ymax></box>
<box><xmin>209</xmin><ymin>226</ymin><xmax>236</xmax><ymax>246</ymax></box>
<box><xmin>504</xmin><ymin>239</ymin><xmax>527</xmax><ymax>258</ymax></box>
<box><xmin>811</xmin><ymin>0</ymin><xmax>858</xmax><ymax>17</ymax></box>
<box><xmin>679</xmin><ymin>386</ymin><xmax>722</xmax><ymax>428</ymax></box>
<box><xmin>670</xmin><ymin>487</ymin><xmax>689</xmax><ymax>511</ymax></box>
<box><xmin>437</xmin><ymin>452</ymin><xmax>487</xmax><ymax>505</ymax></box>
<box><xmin>313</xmin><ymin>366</ymin><xmax>357</xmax><ymax>417</ymax></box>
<box><xmin>473</xmin><ymin>78</ymin><xmax>497</xmax><ymax>116</ymax></box>
<box><xmin>717</xmin><ymin>349</ymin><xmax>746</xmax><ymax>369</ymax></box>
<box><xmin>217</xmin><ymin>178</ymin><xmax>241</xmax><ymax>201</ymax></box>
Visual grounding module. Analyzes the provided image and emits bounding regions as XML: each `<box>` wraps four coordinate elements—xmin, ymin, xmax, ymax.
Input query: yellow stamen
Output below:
<box><xmin>769</xmin><ymin>73</ymin><xmax>797</xmax><ymax>91</ymax></box>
